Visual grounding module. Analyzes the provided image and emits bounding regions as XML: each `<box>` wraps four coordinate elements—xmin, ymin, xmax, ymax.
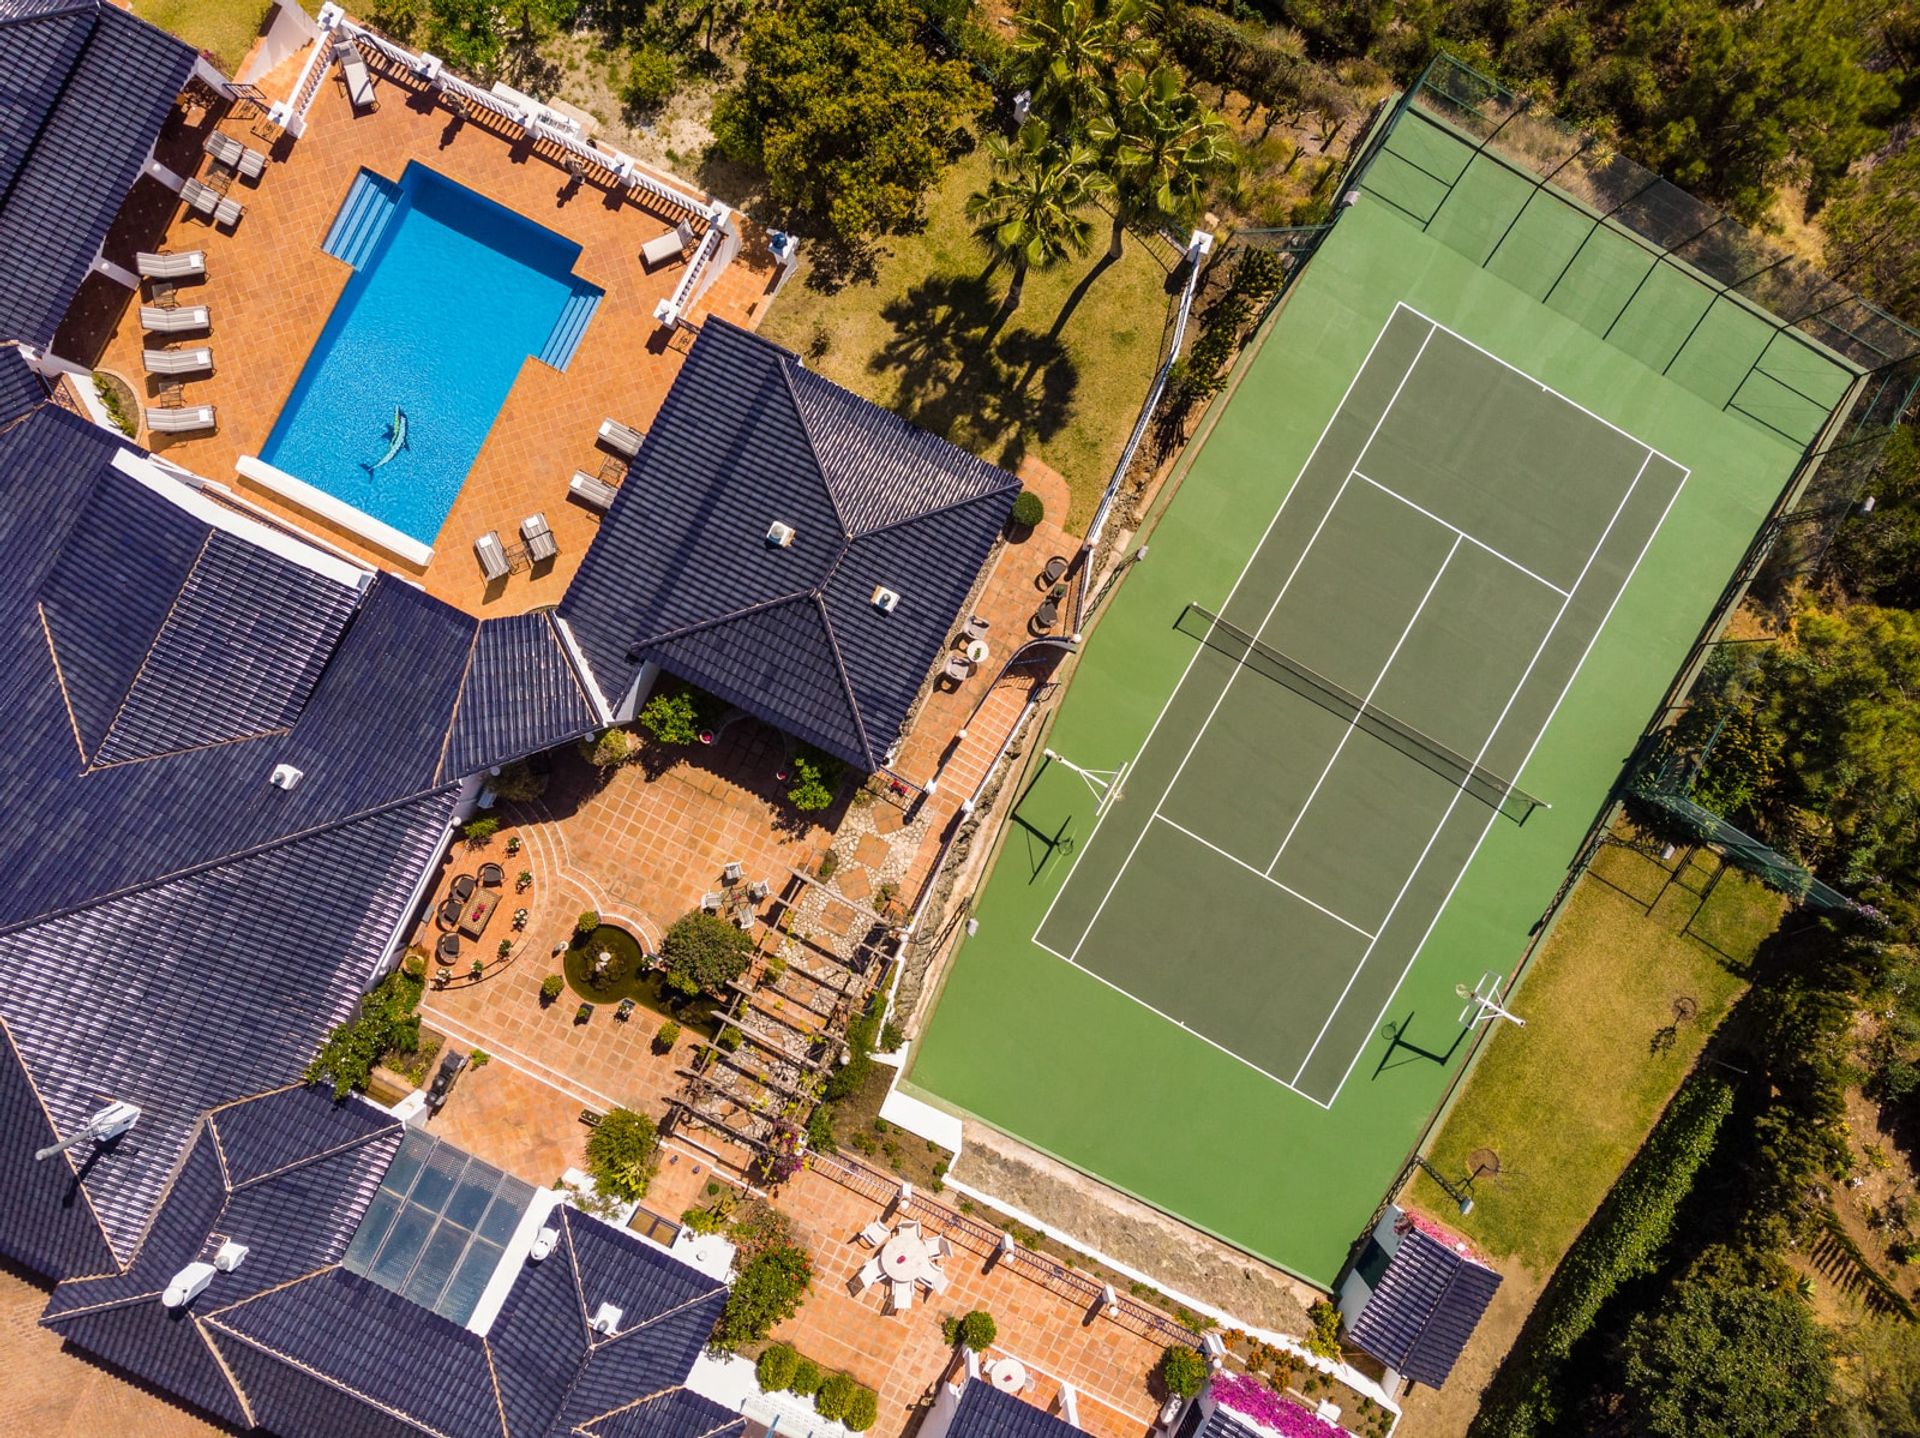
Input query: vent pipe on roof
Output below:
<box><xmin>871</xmin><ymin>586</ymin><xmax>900</xmax><ymax>613</ymax></box>
<box><xmin>591</xmin><ymin>1302</ymin><xmax>623</xmax><ymax>1334</ymax></box>
<box><xmin>213</xmin><ymin>1241</ymin><xmax>249</xmax><ymax>1273</ymax></box>
<box><xmin>269</xmin><ymin>763</ymin><xmax>304</xmax><ymax>791</ymax></box>
<box><xmin>767</xmin><ymin>521</ymin><xmax>796</xmax><ymax>548</ymax></box>
<box><xmin>162</xmin><ymin>1261</ymin><xmax>217</xmax><ymax>1309</ymax></box>
<box><xmin>33</xmin><ymin>1100</ymin><xmax>140</xmax><ymax>1161</ymax></box>
<box><xmin>529</xmin><ymin>1226</ymin><xmax>560</xmax><ymax>1262</ymax></box>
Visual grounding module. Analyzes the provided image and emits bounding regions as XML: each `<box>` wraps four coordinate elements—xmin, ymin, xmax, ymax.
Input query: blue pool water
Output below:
<box><xmin>261</xmin><ymin>162</ymin><xmax>600</xmax><ymax>545</ymax></box>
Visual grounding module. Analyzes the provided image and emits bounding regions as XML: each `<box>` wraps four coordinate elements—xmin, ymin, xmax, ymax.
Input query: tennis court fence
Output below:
<box><xmin>1175</xmin><ymin>603</ymin><xmax>1547</xmax><ymax>825</ymax></box>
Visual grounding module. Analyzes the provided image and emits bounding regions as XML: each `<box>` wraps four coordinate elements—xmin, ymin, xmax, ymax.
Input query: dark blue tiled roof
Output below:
<box><xmin>559</xmin><ymin>319</ymin><xmax>1018</xmax><ymax>770</ymax></box>
<box><xmin>0</xmin><ymin>0</ymin><xmax>196</xmax><ymax>347</ymax></box>
<box><xmin>0</xmin><ymin>343</ymin><xmax>48</xmax><ymax>421</ymax></box>
<box><xmin>584</xmin><ymin>1389</ymin><xmax>747</xmax><ymax>1438</ymax></box>
<box><xmin>947</xmin><ymin>1379</ymin><xmax>1081</xmax><ymax>1438</ymax></box>
<box><xmin>42</xmin><ymin>1086</ymin><xmax>402</xmax><ymax>1427</ymax></box>
<box><xmin>1347</xmin><ymin>1225</ymin><xmax>1502</xmax><ymax>1388</ymax></box>
<box><xmin>0</xmin><ymin>1021</ymin><xmax>118</xmax><ymax>1278</ymax></box>
<box><xmin>445</xmin><ymin>610</ymin><xmax>597</xmax><ymax>781</ymax></box>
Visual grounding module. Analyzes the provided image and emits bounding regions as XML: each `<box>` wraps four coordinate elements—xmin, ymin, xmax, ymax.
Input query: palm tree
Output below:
<box><xmin>1009</xmin><ymin>0</ymin><xmax>1156</xmax><ymax>138</ymax></box>
<box><xmin>965</xmin><ymin>121</ymin><xmax>1112</xmax><ymax>314</ymax></box>
<box><xmin>1089</xmin><ymin>63</ymin><xmax>1236</xmax><ymax>259</ymax></box>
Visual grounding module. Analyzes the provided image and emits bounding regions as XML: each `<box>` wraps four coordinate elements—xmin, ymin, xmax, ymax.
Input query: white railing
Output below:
<box><xmin>299</xmin><ymin>5</ymin><xmax>738</xmax><ymax>325</ymax></box>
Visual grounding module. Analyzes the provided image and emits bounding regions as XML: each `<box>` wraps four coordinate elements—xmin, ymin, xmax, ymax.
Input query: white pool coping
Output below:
<box><xmin>237</xmin><ymin>454</ymin><xmax>435</xmax><ymax>567</ymax></box>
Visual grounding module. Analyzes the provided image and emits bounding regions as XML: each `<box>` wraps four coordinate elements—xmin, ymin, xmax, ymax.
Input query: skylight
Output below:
<box><xmin>342</xmin><ymin>1128</ymin><xmax>534</xmax><ymax>1325</ymax></box>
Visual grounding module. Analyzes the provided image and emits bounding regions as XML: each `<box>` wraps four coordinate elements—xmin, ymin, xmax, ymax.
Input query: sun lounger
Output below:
<box><xmin>521</xmin><ymin>512</ymin><xmax>557</xmax><ymax>563</ymax></box>
<box><xmin>598</xmin><ymin>417</ymin><xmax>644</xmax><ymax>456</ymax></box>
<box><xmin>335</xmin><ymin>41</ymin><xmax>378</xmax><ymax>111</ymax></box>
<box><xmin>569</xmin><ymin>470</ymin><xmax>618</xmax><ymax>512</ymax></box>
<box><xmin>136</xmin><ymin>250</ymin><xmax>204</xmax><ymax>281</ymax></box>
<box><xmin>141</xmin><ymin>305</ymin><xmax>209</xmax><ymax>333</ymax></box>
<box><xmin>213</xmin><ymin>195</ymin><xmax>244</xmax><ymax>228</ymax></box>
<box><xmin>475</xmin><ymin>530</ymin><xmax>509</xmax><ymax>580</ymax></box>
<box><xmin>639</xmin><ymin>220</ymin><xmax>696</xmax><ymax>269</ymax></box>
<box><xmin>179</xmin><ymin>177</ymin><xmax>220</xmax><ymax>216</ymax></box>
<box><xmin>145</xmin><ymin>405</ymin><xmax>216</xmax><ymax>435</ymax></box>
<box><xmin>143</xmin><ymin>347</ymin><xmax>212</xmax><ymax>376</ymax></box>
<box><xmin>204</xmin><ymin>130</ymin><xmax>268</xmax><ymax>180</ymax></box>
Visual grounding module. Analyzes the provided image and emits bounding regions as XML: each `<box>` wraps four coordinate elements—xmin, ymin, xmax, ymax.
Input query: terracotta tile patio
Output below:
<box><xmin>85</xmin><ymin>58</ymin><xmax>777</xmax><ymax>617</ymax></box>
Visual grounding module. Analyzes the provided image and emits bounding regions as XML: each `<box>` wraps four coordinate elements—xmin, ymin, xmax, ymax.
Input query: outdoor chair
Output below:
<box><xmin>145</xmin><ymin>405</ymin><xmax>216</xmax><ymax>435</ymax></box>
<box><xmin>747</xmin><ymin>880</ymin><xmax>769</xmax><ymax>902</ymax></box>
<box><xmin>436</xmin><ymin>933</ymin><xmax>461</xmax><ymax>961</ymax></box>
<box><xmin>934</xmin><ymin>1234</ymin><xmax>953</xmax><ymax>1259</ymax></box>
<box><xmin>521</xmin><ymin>512</ymin><xmax>557</xmax><ymax>563</ymax></box>
<box><xmin>1040</xmin><ymin>555</ymin><xmax>1070</xmax><ymax>587</ymax></box>
<box><xmin>336</xmin><ymin>41</ymin><xmax>378</xmax><ymax>111</ymax></box>
<box><xmin>437</xmin><ymin>897</ymin><xmax>462</xmax><ymax>929</ymax></box>
<box><xmin>962</xmin><ymin>614</ymin><xmax>990</xmax><ymax>642</ymax></box>
<box><xmin>856</xmin><ymin>1220</ymin><xmax>891</xmax><ymax>1248</ymax></box>
<box><xmin>700</xmin><ymin>891</ymin><xmax>722</xmax><ymax>911</ymax></box>
<box><xmin>136</xmin><ymin>250</ymin><xmax>204</xmax><ymax>281</ymax></box>
<box><xmin>942</xmin><ymin>652</ymin><xmax>971</xmax><ymax>685</ymax></box>
<box><xmin>450</xmin><ymin>873</ymin><xmax>478</xmax><ymax>903</ymax></box>
<box><xmin>143</xmin><ymin>346</ymin><xmax>211</xmax><ymax>376</ymax></box>
<box><xmin>888</xmin><ymin>1281</ymin><xmax>913</xmax><ymax>1314</ymax></box>
<box><xmin>639</xmin><ymin>220</ymin><xmax>697</xmax><ymax>270</ymax></box>
<box><xmin>474</xmin><ymin>530</ymin><xmax>509</xmax><ymax>580</ymax></box>
<box><xmin>722</xmin><ymin>861</ymin><xmax>742</xmax><ymax>884</ymax></box>
<box><xmin>477</xmin><ymin>862</ymin><xmax>504</xmax><ymax>888</ymax></box>
<box><xmin>141</xmin><ymin>304</ymin><xmax>209</xmax><ymax>334</ymax></box>
<box><xmin>598</xmin><ymin>417</ymin><xmax>644</xmax><ymax>457</ymax></box>
<box><xmin>570</xmin><ymin>470</ymin><xmax>618</xmax><ymax>512</ymax></box>
<box><xmin>1033</xmin><ymin>588</ymin><xmax>1063</xmax><ymax>633</ymax></box>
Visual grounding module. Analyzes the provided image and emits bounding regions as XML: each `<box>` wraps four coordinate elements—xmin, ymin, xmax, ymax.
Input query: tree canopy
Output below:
<box><xmin>712</xmin><ymin>0</ymin><xmax>988</xmax><ymax>242</ymax></box>
<box><xmin>660</xmin><ymin>910</ymin><xmax>755</xmax><ymax>996</ymax></box>
<box><xmin>965</xmin><ymin>121</ymin><xmax>1109</xmax><ymax>310</ymax></box>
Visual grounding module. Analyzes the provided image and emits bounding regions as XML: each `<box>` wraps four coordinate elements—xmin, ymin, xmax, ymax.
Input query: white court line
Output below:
<box><xmin>1291</xmin><ymin>449</ymin><xmax>1659</xmax><ymax>1091</ymax></box>
<box><xmin>1323</xmin><ymin>451</ymin><xmax>1690</xmax><ymax>1106</ymax></box>
<box><xmin>1154</xmin><ymin>815</ymin><xmax>1376</xmax><ymax>939</ymax></box>
<box><xmin>1059</xmin><ymin>321</ymin><xmax>1441</xmax><ymax>967</ymax></box>
<box><xmin>1266</xmin><ymin>533</ymin><xmax>1462</xmax><ymax>877</ymax></box>
<box><xmin>1029</xmin><ymin>302</ymin><xmax>1428</xmax><ymax>954</ymax></box>
<box><xmin>1352</xmin><ymin>472</ymin><xmax>1572</xmax><ymax>596</ymax></box>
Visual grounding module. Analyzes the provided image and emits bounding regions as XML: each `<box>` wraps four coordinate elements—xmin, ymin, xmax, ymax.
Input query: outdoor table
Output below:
<box><xmin>987</xmin><ymin>1357</ymin><xmax>1027</xmax><ymax>1393</ymax></box>
<box><xmin>965</xmin><ymin>639</ymin><xmax>990</xmax><ymax>665</ymax></box>
<box><xmin>459</xmin><ymin>890</ymin><xmax>500</xmax><ymax>938</ymax></box>
<box><xmin>877</xmin><ymin>1227</ymin><xmax>941</xmax><ymax>1290</ymax></box>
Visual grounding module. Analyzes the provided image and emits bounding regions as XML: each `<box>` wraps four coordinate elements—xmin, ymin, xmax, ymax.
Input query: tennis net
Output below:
<box><xmin>1175</xmin><ymin>603</ymin><xmax>1547</xmax><ymax>825</ymax></box>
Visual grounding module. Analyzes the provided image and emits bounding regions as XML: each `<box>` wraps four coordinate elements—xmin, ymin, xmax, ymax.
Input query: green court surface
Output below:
<box><xmin>904</xmin><ymin>186</ymin><xmax>1830</xmax><ymax>1286</ymax></box>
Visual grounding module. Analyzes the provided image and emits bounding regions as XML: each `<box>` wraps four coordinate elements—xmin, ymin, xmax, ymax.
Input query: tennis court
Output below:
<box><xmin>1029</xmin><ymin>302</ymin><xmax>1687</xmax><ymax>1105</ymax></box>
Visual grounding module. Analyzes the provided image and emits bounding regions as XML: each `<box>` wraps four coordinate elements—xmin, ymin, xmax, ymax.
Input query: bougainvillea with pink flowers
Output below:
<box><xmin>1209</xmin><ymin>1372</ymin><xmax>1346</xmax><ymax>1438</ymax></box>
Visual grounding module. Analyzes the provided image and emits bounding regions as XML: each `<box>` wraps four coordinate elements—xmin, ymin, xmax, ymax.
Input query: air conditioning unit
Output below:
<box><xmin>871</xmin><ymin>586</ymin><xmax>900</xmax><ymax>613</ymax></box>
<box><xmin>162</xmin><ymin>1261</ymin><xmax>217</xmax><ymax>1310</ymax></box>
<box><xmin>529</xmin><ymin>1226</ymin><xmax>560</xmax><ymax>1262</ymax></box>
<box><xmin>591</xmin><ymin>1302</ymin><xmax>623</xmax><ymax>1335</ymax></box>
<box><xmin>766</xmin><ymin>521</ymin><xmax>795</xmax><ymax>548</ymax></box>
<box><xmin>213</xmin><ymin>1241</ymin><xmax>249</xmax><ymax>1273</ymax></box>
<box><xmin>269</xmin><ymin>763</ymin><xmax>303</xmax><ymax>790</ymax></box>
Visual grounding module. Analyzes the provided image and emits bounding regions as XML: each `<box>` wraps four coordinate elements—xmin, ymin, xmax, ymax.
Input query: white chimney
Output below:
<box><xmin>269</xmin><ymin>763</ymin><xmax>303</xmax><ymax>790</ymax></box>
<box><xmin>591</xmin><ymin>1301</ymin><xmax>623</xmax><ymax>1334</ymax></box>
<box><xmin>766</xmin><ymin>521</ymin><xmax>795</xmax><ymax>548</ymax></box>
<box><xmin>213</xmin><ymin>1241</ymin><xmax>248</xmax><ymax>1273</ymax></box>
<box><xmin>871</xmin><ymin>585</ymin><xmax>900</xmax><ymax>613</ymax></box>
<box><xmin>529</xmin><ymin>1226</ymin><xmax>559</xmax><ymax>1262</ymax></box>
<box><xmin>162</xmin><ymin>1261</ymin><xmax>216</xmax><ymax>1309</ymax></box>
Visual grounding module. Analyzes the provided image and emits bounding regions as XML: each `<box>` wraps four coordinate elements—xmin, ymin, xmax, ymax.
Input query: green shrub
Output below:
<box><xmin>462</xmin><ymin>816</ymin><xmax>500</xmax><ymax>844</ymax></box>
<box><xmin>788</xmin><ymin>1358</ymin><xmax>824</xmax><ymax>1396</ymax></box>
<box><xmin>815</xmin><ymin>1373</ymin><xmax>857</xmax><ymax>1422</ymax></box>
<box><xmin>956</xmin><ymin>1310</ymin><xmax>996</xmax><ymax>1351</ymax></box>
<box><xmin>623</xmin><ymin>45</ymin><xmax>677</xmax><ymax>109</ymax></box>
<box><xmin>712</xmin><ymin>1243</ymin><xmax>813</xmax><ymax>1349</ymax></box>
<box><xmin>787</xmin><ymin>748</ymin><xmax>843</xmax><ymax>812</ymax></box>
<box><xmin>1305</xmin><ymin>1301</ymin><xmax>1341</xmax><ymax>1359</ymax></box>
<box><xmin>662</xmin><ymin>910</ymin><xmax>754</xmax><ymax>995</ymax></box>
<box><xmin>577</xmin><ymin>910</ymin><xmax>600</xmax><ymax>934</ymax></box>
<box><xmin>881</xmin><ymin>1018</ymin><xmax>905</xmax><ymax>1051</ymax></box>
<box><xmin>842</xmin><ymin>1385</ymin><xmax>879</xmax><ymax>1432</ymax></box>
<box><xmin>756</xmin><ymin>1343</ymin><xmax>799</xmax><ymax>1391</ymax></box>
<box><xmin>585</xmin><ymin>1107</ymin><xmax>659</xmax><ymax>1202</ymax></box>
<box><xmin>805</xmin><ymin>1103</ymin><xmax>838</xmax><ymax>1152</ymax></box>
<box><xmin>540</xmin><ymin>973</ymin><xmax>564</xmax><ymax>1005</ymax></box>
<box><xmin>582</xmin><ymin>727</ymin><xmax>638</xmax><ymax>768</ymax></box>
<box><xmin>639</xmin><ymin>690</ymin><xmax>702</xmax><ymax>744</ymax></box>
<box><xmin>717</xmin><ymin>1025</ymin><xmax>743</xmax><ymax>1052</ymax></box>
<box><xmin>653</xmin><ymin>1020</ymin><xmax>681</xmax><ymax>1053</ymax></box>
<box><xmin>489</xmin><ymin>759</ymin><xmax>546</xmax><ymax>801</ymax></box>
<box><xmin>1010</xmin><ymin>489</ymin><xmax>1044</xmax><ymax>528</ymax></box>
<box><xmin>93</xmin><ymin>374</ymin><xmax>136</xmax><ymax>437</ymax></box>
<box><xmin>304</xmin><ymin>969</ymin><xmax>424</xmax><ymax>1098</ymax></box>
<box><xmin>1159</xmin><ymin>1344</ymin><xmax>1209</xmax><ymax>1399</ymax></box>
<box><xmin>825</xmin><ymin>992</ymin><xmax>886</xmax><ymax>1101</ymax></box>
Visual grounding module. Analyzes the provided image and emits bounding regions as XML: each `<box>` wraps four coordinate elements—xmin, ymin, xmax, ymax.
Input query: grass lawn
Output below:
<box><xmin>132</xmin><ymin>0</ymin><xmax>280</xmax><ymax>72</ymax></box>
<box><xmin>1405</xmin><ymin>833</ymin><xmax>1783</xmax><ymax>1272</ymax></box>
<box><xmin>757</xmin><ymin>144</ymin><xmax>1181</xmax><ymax>534</ymax></box>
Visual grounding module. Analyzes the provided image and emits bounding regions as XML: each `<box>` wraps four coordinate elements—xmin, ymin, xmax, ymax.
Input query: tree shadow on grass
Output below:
<box><xmin>869</xmin><ymin>271</ymin><xmax>1078</xmax><ymax>469</ymax></box>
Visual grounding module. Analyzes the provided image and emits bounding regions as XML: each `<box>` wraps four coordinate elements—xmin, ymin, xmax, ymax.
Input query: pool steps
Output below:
<box><xmin>322</xmin><ymin>171</ymin><xmax>404</xmax><ymax>270</ymax></box>
<box><xmin>538</xmin><ymin>282</ymin><xmax>601</xmax><ymax>372</ymax></box>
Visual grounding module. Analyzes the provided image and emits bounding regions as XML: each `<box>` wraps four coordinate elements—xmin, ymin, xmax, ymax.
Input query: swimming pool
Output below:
<box><xmin>260</xmin><ymin>162</ymin><xmax>602</xmax><ymax>547</ymax></box>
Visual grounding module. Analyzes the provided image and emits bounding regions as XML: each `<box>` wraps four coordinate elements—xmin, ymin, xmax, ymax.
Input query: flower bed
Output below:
<box><xmin>1211</xmin><ymin>1373</ymin><xmax>1345</xmax><ymax>1438</ymax></box>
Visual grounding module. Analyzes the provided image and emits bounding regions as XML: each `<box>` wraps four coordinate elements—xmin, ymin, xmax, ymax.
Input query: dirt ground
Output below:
<box><xmin>1392</xmin><ymin>1265</ymin><xmax>1546</xmax><ymax>1438</ymax></box>
<box><xmin>954</xmin><ymin>1122</ymin><xmax>1318</xmax><ymax>1334</ymax></box>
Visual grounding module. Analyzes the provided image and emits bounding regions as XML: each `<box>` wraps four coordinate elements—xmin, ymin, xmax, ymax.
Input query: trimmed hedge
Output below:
<box><xmin>756</xmin><ymin>1343</ymin><xmax>798</xmax><ymax>1390</ymax></box>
